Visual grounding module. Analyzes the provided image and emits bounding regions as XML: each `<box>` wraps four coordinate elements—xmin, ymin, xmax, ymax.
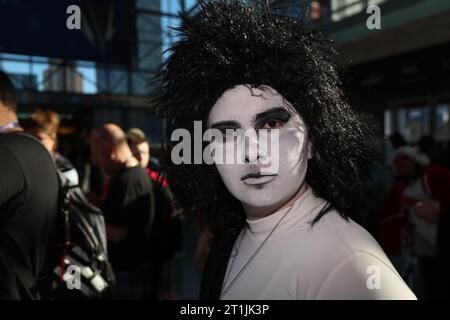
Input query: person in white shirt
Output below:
<box><xmin>155</xmin><ymin>0</ymin><xmax>416</xmax><ymax>300</ymax></box>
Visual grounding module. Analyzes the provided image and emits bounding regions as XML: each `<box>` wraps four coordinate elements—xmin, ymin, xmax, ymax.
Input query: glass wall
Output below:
<box><xmin>0</xmin><ymin>0</ymin><xmax>199</xmax><ymax>97</ymax></box>
<box><xmin>384</xmin><ymin>104</ymin><xmax>450</xmax><ymax>143</ymax></box>
<box><xmin>435</xmin><ymin>104</ymin><xmax>450</xmax><ymax>142</ymax></box>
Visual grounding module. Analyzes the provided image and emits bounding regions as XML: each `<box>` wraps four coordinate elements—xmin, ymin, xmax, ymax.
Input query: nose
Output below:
<box><xmin>244</xmin><ymin>133</ymin><xmax>260</xmax><ymax>163</ymax></box>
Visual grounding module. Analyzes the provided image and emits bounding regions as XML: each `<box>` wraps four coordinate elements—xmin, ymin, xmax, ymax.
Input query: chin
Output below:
<box><xmin>235</xmin><ymin>184</ymin><xmax>303</xmax><ymax>211</ymax></box>
<box><xmin>238</xmin><ymin>194</ymin><xmax>284</xmax><ymax>209</ymax></box>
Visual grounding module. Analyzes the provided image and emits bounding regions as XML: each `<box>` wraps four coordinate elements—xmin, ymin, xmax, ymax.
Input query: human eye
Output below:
<box><xmin>260</xmin><ymin>119</ymin><xmax>285</xmax><ymax>129</ymax></box>
<box><xmin>256</xmin><ymin>107</ymin><xmax>291</xmax><ymax>130</ymax></box>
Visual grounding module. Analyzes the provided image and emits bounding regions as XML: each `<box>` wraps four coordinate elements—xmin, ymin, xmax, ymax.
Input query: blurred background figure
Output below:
<box><xmin>90</xmin><ymin>123</ymin><xmax>155</xmax><ymax>299</ymax></box>
<box><xmin>25</xmin><ymin>110</ymin><xmax>113</xmax><ymax>300</ymax></box>
<box><xmin>26</xmin><ymin>109</ymin><xmax>79</xmax><ymax>186</ymax></box>
<box><xmin>380</xmin><ymin>146</ymin><xmax>450</xmax><ymax>299</ymax></box>
<box><xmin>126</xmin><ymin>127</ymin><xmax>183</xmax><ymax>299</ymax></box>
<box><xmin>126</xmin><ymin>127</ymin><xmax>181</xmax><ymax>215</ymax></box>
<box><xmin>126</xmin><ymin>128</ymin><xmax>151</xmax><ymax>169</ymax></box>
<box><xmin>310</xmin><ymin>1</ymin><xmax>321</xmax><ymax>21</ymax></box>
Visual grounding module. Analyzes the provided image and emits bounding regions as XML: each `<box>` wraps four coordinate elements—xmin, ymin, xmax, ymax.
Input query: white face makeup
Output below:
<box><xmin>208</xmin><ymin>84</ymin><xmax>312</xmax><ymax>212</ymax></box>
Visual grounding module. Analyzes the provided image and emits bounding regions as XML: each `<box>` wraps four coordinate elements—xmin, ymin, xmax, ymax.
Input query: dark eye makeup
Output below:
<box><xmin>255</xmin><ymin>107</ymin><xmax>291</xmax><ymax>129</ymax></box>
<box><xmin>209</xmin><ymin>106</ymin><xmax>291</xmax><ymax>133</ymax></box>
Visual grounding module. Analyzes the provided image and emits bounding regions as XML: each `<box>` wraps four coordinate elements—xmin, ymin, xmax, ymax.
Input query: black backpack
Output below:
<box><xmin>39</xmin><ymin>172</ymin><xmax>115</xmax><ymax>299</ymax></box>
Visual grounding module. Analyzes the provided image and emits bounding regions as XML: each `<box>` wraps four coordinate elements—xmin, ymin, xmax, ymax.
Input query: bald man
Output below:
<box><xmin>90</xmin><ymin>123</ymin><xmax>155</xmax><ymax>299</ymax></box>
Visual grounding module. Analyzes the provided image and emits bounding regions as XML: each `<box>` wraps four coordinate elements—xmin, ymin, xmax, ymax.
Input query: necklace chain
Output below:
<box><xmin>220</xmin><ymin>204</ymin><xmax>295</xmax><ymax>298</ymax></box>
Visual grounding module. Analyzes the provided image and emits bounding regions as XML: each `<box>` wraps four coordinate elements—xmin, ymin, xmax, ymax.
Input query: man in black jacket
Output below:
<box><xmin>0</xmin><ymin>71</ymin><xmax>59</xmax><ymax>299</ymax></box>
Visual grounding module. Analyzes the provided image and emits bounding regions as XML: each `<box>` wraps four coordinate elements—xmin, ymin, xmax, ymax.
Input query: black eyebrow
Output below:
<box><xmin>210</xmin><ymin>120</ymin><xmax>241</xmax><ymax>129</ymax></box>
<box><xmin>254</xmin><ymin>107</ymin><xmax>291</xmax><ymax>124</ymax></box>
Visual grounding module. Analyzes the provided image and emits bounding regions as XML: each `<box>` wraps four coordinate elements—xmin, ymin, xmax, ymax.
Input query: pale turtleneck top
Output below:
<box><xmin>220</xmin><ymin>187</ymin><xmax>417</xmax><ymax>300</ymax></box>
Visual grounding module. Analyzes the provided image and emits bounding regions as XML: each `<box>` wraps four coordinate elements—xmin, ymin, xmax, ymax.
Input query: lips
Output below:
<box><xmin>241</xmin><ymin>173</ymin><xmax>277</xmax><ymax>185</ymax></box>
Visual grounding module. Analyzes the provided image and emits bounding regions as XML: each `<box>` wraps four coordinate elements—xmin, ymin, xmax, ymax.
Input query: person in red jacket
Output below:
<box><xmin>380</xmin><ymin>146</ymin><xmax>450</xmax><ymax>299</ymax></box>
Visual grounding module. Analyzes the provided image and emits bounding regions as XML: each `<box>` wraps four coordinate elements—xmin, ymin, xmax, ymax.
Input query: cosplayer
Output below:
<box><xmin>155</xmin><ymin>0</ymin><xmax>416</xmax><ymax>300</ymax></box>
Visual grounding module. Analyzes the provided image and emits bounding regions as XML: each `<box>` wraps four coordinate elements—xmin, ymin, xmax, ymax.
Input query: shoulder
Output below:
<box><xmin>119</xmin><ymin>166</ymin><xmax>148</xmax><ymax>180</ymax></box>
<box><xmin>0</xmin><ymin>133</ymin><xmax>53</xmax><ymax>163</ymax></box>
<box><xmin>423</xmin><ymin>164</ymin><xmax>450</xmax><ymax>191</ymax></box>
<box><xmin>0</xmin><ymin>133</ymin><xmax>56</xmax><ymax>177</ymax></box>
<box><xmin>423</xmin><ymin>163</ymin><xmax>450</xmax><ymax>178</ymax></box>
<box><xmin>115</xmin><ymin>166</ymin><xmax>152</xmax><ymax>194</ymax></box>
<box><xmin>424</xmin><ymin>164</ymin><xmax>450</xmax><ymax>181</ymax></box>
<box><xmin>0</xmin><ymin>132</ymin><xmax>42</xmax><ymax>148</ymax></box>
<box><xmin>291</xmin><ymin>210</ymin><xmax>415</xmax><ymax>299</ymax></box>
<box><xmin>302</xmin><ymin>211</ymin><xmax>387</xmax><ymax>263</ymax></box>
<box><xmin>0</xmin><ymin>133</ymin><xmax>58</xmax><ymax>214</ymax></box>
<box><xmin>132</xmin><ymin>166</ymin><xmax>152</xmax><ymax>188</ymax></box>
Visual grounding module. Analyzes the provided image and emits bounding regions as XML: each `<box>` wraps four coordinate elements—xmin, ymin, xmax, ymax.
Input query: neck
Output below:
<box><xmin>0</xmin><ymin>107</ymin><xmax>22</xmax><ymax>132</ymax></box>
<box><xmin>243</xmin><ymin>183</ymin><xmax>309</xmax><ymax>221</ymax></box>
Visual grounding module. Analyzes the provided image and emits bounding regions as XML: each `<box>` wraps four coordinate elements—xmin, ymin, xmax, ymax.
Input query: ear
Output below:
<box><xmin>307</xmin><ymin>140</ymin><xmax>313</xmax><ymax>159</ymax></box>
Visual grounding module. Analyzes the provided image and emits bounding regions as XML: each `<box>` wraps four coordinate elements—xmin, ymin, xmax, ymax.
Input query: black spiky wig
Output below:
<box><xmin>154</xmin><ymin>0</ymin><xmax>378</xmax><ymax>236</ymax></box>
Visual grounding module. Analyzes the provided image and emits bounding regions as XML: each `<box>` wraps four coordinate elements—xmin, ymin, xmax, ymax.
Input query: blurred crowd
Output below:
<box><xmin>380</xmin><ymin>131</ymin><xmax>450</xmax><ymax>299</ymax></box>
<box><xmin>0</xmin><ymin>71</ymin><xmax>183</xmax><ymax>299</ymax></box>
